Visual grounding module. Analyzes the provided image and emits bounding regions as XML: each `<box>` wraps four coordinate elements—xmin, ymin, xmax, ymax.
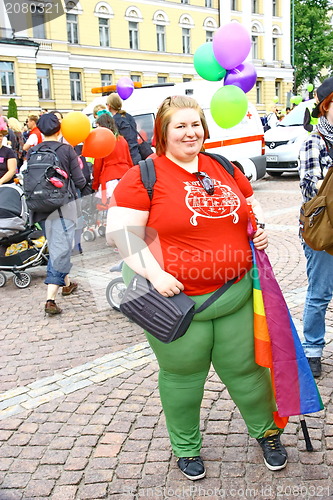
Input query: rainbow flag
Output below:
<box><xmin>251</xmin><ymin>240</ymin><xmax>323</xmax><ymax>427</ymax></box>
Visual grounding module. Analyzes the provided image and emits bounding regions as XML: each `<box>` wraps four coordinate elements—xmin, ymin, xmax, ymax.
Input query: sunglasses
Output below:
<box><xmin>194</xmin><ymin>171</ymin><xmax>215</xmax><ymax>195</ymax></box>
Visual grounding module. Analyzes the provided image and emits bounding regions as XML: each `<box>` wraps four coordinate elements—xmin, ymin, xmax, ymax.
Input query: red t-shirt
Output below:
<box><xmin>111</xmin><ymin>153</ymin><xmax>254</xmax><ymax>295</ymax></box>
<box><xmin>92</xmin><ymin>135</ymin><xmax>133</xmax><ymax>191</ymax></box>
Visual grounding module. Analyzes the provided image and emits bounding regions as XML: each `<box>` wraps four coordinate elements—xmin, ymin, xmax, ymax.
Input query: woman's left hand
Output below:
<box><xmin>252</xmin><ymin>227</ymin><xmax>268</xmax><ymax>250</ymax></box>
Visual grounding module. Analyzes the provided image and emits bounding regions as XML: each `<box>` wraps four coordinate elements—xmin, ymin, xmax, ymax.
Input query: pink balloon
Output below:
<box><xmin>116</xmin><ymin>77</ymin><xmax>134</xmax><ymax>100</ymax></box>
<box><xmin>213</xmin><ymin>23</ymin><xmax>251</xmax><ymax>70</ymax></box>
<box><xmin>224</xmin><ymin>62</ymin><xmax>257</xmax><ymax>93</ymax></box>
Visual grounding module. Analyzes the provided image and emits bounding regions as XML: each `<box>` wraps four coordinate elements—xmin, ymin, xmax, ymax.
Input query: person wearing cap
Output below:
<box><xmin>27</xmin><ymin>113</ymin><xmax>89</xmax><ymax>315</ymax></box>
<box><xmin>0</xmin><ymin>116</ymin><xmax>17</xmax><ymax>185</ymax></box>
<box><xmin>298</xmin><ymin>75</ymin><xmax>333</xmax><ymax>378</ymax></box>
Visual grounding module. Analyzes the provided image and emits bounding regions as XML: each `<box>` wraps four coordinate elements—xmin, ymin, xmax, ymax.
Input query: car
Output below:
<box><xmin>82</xmin><ymin>81</ymin><xmax>266</xmax><ymax>181</ymax></box>
<box><xmin>264</xmin><ymin>99</ymin><xmax>315</xmax><ymax>176</ymax></box>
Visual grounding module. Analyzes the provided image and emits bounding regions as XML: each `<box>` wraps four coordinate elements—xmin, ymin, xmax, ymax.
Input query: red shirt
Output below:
<box><xmin>30</xmin><ymin>127</ymin><xmax>43</xmax><ymax>144</ymax></box>
<box><xmin>112</xmin><ymin>153</ymin><xmax>254</xmax><ymax>295</ymax></box>
<box><xmin>92</xmin><ymin>135</ymin><xmax>133</xmax><ymax>194</ymax></box>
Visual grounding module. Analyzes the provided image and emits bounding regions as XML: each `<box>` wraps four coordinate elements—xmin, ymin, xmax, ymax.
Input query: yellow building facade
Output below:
<box><xmin>0</xmin><ymin>0</ymin><xmax>293</xmax><ymax>121</ymax></box>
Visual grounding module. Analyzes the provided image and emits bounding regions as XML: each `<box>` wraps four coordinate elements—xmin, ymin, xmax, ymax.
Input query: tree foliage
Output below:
<box><xmin>294</xmin><ymin>0</ymin><xmax>333</xmax><ymax>91</ymax></box>
<box><xmin>7</xmin><ymin>98</ymin><xmax>18</xmax><ymax>119</ymax></box>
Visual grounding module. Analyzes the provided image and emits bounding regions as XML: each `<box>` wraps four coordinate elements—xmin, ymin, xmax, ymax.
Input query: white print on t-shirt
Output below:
<box><xmin>184</xmin><ymin>180</ymin><xmax>241</xmax><ymax>226</ymax></box>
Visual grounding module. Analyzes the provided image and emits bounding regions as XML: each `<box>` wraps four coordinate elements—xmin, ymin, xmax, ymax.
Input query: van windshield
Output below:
<box><xmin>278</xmin><ymin>99</ymin><xmax>315</xmax><ymax>127</ymax></box>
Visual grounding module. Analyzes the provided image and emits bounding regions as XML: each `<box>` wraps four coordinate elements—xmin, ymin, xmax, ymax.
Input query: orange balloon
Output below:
<box><xmin>82</xmin><ymin>128</ymin><xmax>116</xmax><ymax>159</ymax></box>
<box><xmin>61</xmin><ymin>112</ymin><xmax>91</xmax><ymax>146</ymax></box>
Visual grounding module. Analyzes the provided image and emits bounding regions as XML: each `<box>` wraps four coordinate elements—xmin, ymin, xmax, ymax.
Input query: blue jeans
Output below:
<box><xmin>40</xmin><ymin>216</ymin><xmax>75</xmax><ymax>287</ymax></box>
<box><xmin>302</xmin><ymin>243</ymin><xmax>333</xmax><ymax>357</ymax></box>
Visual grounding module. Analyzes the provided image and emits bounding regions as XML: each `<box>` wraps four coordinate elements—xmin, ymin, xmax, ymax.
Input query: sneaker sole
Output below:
<box><xmin>263</xmin><ymin>458</ymin><xmax>287</xmax><ymax>471</ymax></box>
<box><xmin>178</xmin><ymin>469</ymin><xmax>206</xmax><ymax>481</ymax></box>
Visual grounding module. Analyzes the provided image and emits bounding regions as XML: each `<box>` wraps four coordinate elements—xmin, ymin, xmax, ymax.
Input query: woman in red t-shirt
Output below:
<box><xmin>107</xmin><ymin>96</ymin><xmax>288</xmax><ymax>479</ymax></box>
<box><xmin>92</xmin><ymin>111</ymin><xmax>133</xmax><ymax>205</ymax></box>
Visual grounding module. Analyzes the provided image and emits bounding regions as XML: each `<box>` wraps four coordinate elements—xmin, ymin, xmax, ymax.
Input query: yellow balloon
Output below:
<box><xmin>61</xmin><ymin>112</ymin><xmax>91</xmax><ymax>146</ymax></box>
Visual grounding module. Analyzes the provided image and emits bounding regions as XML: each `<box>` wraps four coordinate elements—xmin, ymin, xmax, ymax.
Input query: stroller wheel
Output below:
<box><xmin>106</xmin><ymin>277</ymin><xmax>127</xmax><ymax>311</ymax></box>
<box><xmin>0</xmin><ymin>271</ymin><xmax>7</xmax><ymax>287</ymax></box>
<box><xmin>13</xmin><ymin>272</ymin><xmax>31</xmax><ymax>289</ymax></box>
<box><xmin>83</xmin><ymin>229</ymin><xmax>96</xmax><ymax>242</ymax></box>
<box><xmin>98</xmin><ymin>225</ymin><xmax>106</xmax><ymax>237</ymax></box>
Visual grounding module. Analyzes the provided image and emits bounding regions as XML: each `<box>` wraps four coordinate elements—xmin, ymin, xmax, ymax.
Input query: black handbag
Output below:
<box><xmin>120</xmin><ymin>274</ymin><xmax>236</xmax><ymax>343</ymax></box>
<box><xmin>137</xmin><ymin>131</ymin><xmax>154</xmax><ymax>160</ymax></box>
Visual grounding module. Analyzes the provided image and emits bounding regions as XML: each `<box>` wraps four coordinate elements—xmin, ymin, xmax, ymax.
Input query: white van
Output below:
<box><xmin>83</xmin><ymin>81</ymin><xmax>266</xmax><ymax>181</ymax></box>
<box><xmin>264</xmin><ymin>99</ymin><xmax>315</xmax><ymax>176</ymax></box>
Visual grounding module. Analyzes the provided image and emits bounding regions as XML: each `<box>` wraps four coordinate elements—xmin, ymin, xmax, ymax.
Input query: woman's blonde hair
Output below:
<box><xmin>106</xmin><ymin>93</ymin><xmax>124</xmax><ymax>114</ymax></box>
<box><xmin>8</xmin><ymin>117</ymin><xmax>22</xmax><ymax>133</ymax></box>
<box><xmin>154</xmin><ymin>95</ymin><xmax>209</xmax><ymax>156</ymax></box>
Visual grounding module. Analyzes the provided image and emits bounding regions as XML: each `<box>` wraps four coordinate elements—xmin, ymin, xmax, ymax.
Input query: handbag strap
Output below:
<box><xmin>194</xmin><ymin>277</ymin><xmax>237</xmax><ymax>315</ymax></box>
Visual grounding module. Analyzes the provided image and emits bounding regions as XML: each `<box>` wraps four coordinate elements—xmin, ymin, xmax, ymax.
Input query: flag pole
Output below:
<box><xmin>299</xmin><ymin>415</ymin><xmax>313</xmax><ymax>451</ymax></box>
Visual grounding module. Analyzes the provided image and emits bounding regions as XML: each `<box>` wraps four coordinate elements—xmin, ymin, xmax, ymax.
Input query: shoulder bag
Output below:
<box><xmin>120</xmin><ymin>274</ymin><xmax>236</xmax><ymax>343</ymax></box>
<box><xmin>299</xmin><ymin>134</ymin><xmax>333</xmax><ymax>254</ymax></box>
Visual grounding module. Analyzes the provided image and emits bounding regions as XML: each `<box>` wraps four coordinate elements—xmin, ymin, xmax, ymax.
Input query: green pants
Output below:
<box><xmin>123</xmin><ymin>266</ymin><xmax>279</xmax><ymax>458</ymax></box>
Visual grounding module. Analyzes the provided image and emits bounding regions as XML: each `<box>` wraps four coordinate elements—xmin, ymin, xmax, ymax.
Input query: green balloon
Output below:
<box><xmin>210</xmin><ymin>85</ymin><xmax>248</xmax><ymax>129</ymax></box>
<box><xmin>273</xmin><ymin>96</ymin><xmax>279</xmax><ymax>103</ymax></box>
<box><xmin>193</xmin><ymin>42</ymin><xmax>226</xmax><ymax>82</ymax></box>
<box><xmin>307</xmin><ymin>83</ymin><xmax>314</xmax><ymax>92</ymax></box>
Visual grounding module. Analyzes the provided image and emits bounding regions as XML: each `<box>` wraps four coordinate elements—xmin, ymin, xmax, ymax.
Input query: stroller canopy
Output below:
<box><xmin>0</xmin><ymin>183</ymin><xmax>28</xmax><ymax>240</ymax></box>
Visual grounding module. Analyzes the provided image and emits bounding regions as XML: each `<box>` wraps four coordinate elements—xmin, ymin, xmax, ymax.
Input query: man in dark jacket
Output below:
<box><xmin>27</xmin><ymin>113</ymin><xmax>89</xmax><ymax>315</ymax></box>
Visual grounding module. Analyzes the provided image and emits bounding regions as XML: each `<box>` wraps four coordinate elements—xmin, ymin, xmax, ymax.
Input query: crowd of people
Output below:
<box><xmin>0</xmin><ymin>80</ymin><xmax>332</xmax><ymax>481</ymax></box>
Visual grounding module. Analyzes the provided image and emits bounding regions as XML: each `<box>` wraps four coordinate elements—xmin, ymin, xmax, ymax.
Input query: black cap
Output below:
<box><xmin>312</xmin><ymin>76</ymin><xmax>333</xmax><ymax>118</ymax></box>
<box><xmin>37</xmin><ymin>113</ymin><xmax>61</xmax><ymax>136</ymax></box>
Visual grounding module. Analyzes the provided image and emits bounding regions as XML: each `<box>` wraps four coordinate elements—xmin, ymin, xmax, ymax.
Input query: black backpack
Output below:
<box><xmin>139</xmin><ymin>152</ymin><xmax>237</xmax><ymax>200</ymax></box>
<box><xmin>23</xmin><ymin>143</ymin><xmax>71</xmax><ymax>212</ymax></box>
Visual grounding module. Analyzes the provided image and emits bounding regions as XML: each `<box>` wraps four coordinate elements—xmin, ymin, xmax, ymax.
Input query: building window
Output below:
<box><xmin>182</xmin><ymin>28</ymin><xmax>191</xmax><ymax>54</ymax></box>
<box><xmin>181</xmin><ymin>0</ymin><xmax>189</xmax><ymax>3</ymax></box>
<box><xmin>272</xmin><ymin>0</ymin><xmax>278</xmax><ymax>16</ymax></box>
<box><xmin>231</xmin><ymin>0</ymin><xmax>237</xmax><ymax>9</ymax></box>
<box><xmin>256</xmin><ymin>80</ymin><xmax>262</xmax><ymax>104</ymax></box>
<box><xmin>99</xmin><ymin>17</ymin><xmax>110</xmax><ymax>47</ymax></box>
<box><xmin>206</xmin><ymin>30</ymin><xmax>213</xmax><ymax>42</ymax></box>
<box><xmin>275</xmin><ymin>81</ymin><xmax>281</xmax><ymax>101</ymax></box>
<box><xmin>156</xmin><ymin>24</ymin><xmax>166</xmax><ymax>52</ymax></box>
<box><xmin>272</xmin><ymin>36</ymin><xmax>278</xmax><ymax>60</ymax></box>
<box><xmin>252</xmin><ymin>35</ymin><xmax>258</xmax><ymax>59</ymax></box>
<box><xmin>101</xmin><ymin>73</ymin><xmax>112</xmax><ymax>87</ymax></box>
<box><xmin>129</xmin><ymin>21</ymin><xmax>139</xmax><ymax>49</ymax></box>
<box><xmin>37</xmin><ymin>68</ymin><xmax>51</xmax><ymax>99</ymax></box>
<box><xmin>205</xmin><ymin>0</ymin><xmax>212</xmax><ymax>7</ymax></box>
<box><xmin>158</xmin><ymin>76</ymin><xmax>167</xmax><ymax>83</ymax></box>
<box><xmin>70</xmin><ymin>71</ymin><xmax>82</xmax><ymax>101</ymax></box>
<box><xmin>183</xmin><ymin>77</ymin><xmax>192</xmax><ymax>82</ymax></box>
<box><xmin>252</xmin><ymin>0</ymin><xmax>258</xmax><ymax>13</ymax></box>
<box><xmin>32</xmin><ymin>6</ymin><xmax>45</xmax><ymax>38</ymax></box>
<box><xmin>131</xmin><ymin>74</ymin><xmax>141</xmax><ymax>82</ymax></box>
<box><xmin>0</xmin><ymin>62</ymin><xmax>15</xmax><ymax>95</ymax></box>
<box><xmin>67</xmin><ymin>14</ymin><xmax>78</xmax><ymax>44</ymax></box>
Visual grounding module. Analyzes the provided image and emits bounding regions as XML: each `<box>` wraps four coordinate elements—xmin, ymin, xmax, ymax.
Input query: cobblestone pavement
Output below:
<box><xmin>1</xmin><ymin>174</ymin><xmax>333</xmax><ymax>500</ymax></box>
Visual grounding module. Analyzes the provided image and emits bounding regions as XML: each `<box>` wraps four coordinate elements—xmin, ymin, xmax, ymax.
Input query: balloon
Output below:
<box><xmin>210</xmin><ymin>85</ymin><xmax>248</xmax><ymax>129</ymax></box>
<box><xmin>290</xmin><ymin>95</ymin><xmax>302</xmax><ymax>105</ymax></box>
<box><xmin>273</xmin><ymin>96</ymin><xmax>279</xmax><ymax>103</ymax></box>
<box><xmin>82</xmin><ymin>127</ymin><xmax>116</xmax><ymax>158</ymax></box>
<box><xmin>193</xmin><ymin>42</ymin><xmax>226</xmax><ymax>81</ymax></box>
<box><xmin>116</xmin><ymin>77</ymin><xmax>134</xmax><ymax>100</ymax></box>
<box><xmin>224</xmin><ymin>62</ymin><xmax>257</xmax><ymax>93</ymax></box>
<box><xmin>307</xmin><ymin>83</ymin><xmax>314</xmax><ymax>92</ymax></box>
<box><xmin>213</xmin><ymin>22</ymin><xmax>251</xmax><ymax>70</ymax></box>
<box><xmin>61</xmin><ymin>112</ymin><xmax>91</xmax><ymax>146</ymax></box>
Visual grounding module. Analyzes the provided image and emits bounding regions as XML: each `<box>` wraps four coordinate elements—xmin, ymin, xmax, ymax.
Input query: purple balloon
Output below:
<box><xmin>224</xmin><ymin>62</ymin><xmax>257</xmax><ymax>93</ymax></box>
<box><xmin>213</xmin><ymin>23</ymin><xmax>251</xmax><ymax>70</ymax></box>
<box><xmin>116</xmin><ymin>77</ymin><xmax>134</xmax><ymax>100</ymax></box>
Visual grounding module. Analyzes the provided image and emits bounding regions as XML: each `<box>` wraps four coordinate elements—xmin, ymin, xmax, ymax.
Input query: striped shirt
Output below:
<box><xmin>298</xmin><ymin>132</ymin><xmax>333</xmax><ymax>202</ymax></box>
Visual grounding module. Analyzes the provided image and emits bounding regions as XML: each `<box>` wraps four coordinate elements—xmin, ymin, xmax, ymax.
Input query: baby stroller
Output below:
<box><xmin>0</xmin><ymin>183</ymin><xmax>48</xmax><ymax>288</ymax></box>
<box><xmin>81</xmin><ymin>193</ymin><xmax>107</xmax><ymax>241</ymax></box>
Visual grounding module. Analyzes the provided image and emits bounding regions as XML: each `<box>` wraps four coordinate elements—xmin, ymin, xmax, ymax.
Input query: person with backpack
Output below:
<box><xmin>298</xmin><ymin>76</ymin><xmax>333</xmax><ymax>378</ymax></box>
<box><xmin>24</xmin><ymin>113</ymin><xmax>89</xmax><ymax>315</ymax></box>
<box><xmin>106</xmin><ymin>95</ymin><xmax>288</xmax><ymax>480</ymax></box>
<box><xmin>106</xmin><ymin>93</ymin><xmax>141</xmax><ymax>165</ymax></box>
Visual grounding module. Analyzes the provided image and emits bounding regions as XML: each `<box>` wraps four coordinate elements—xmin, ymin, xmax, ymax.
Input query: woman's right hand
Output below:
<box><xmin>149</xmin><ymin>271</ymin><xmax>184</xmax><ymax>297</ymax></box>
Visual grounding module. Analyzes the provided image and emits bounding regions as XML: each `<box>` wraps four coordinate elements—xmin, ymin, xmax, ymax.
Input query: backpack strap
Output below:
<box><xmin>139</xmin><ymin>158</ymin><xmax>156</xmax><ymax>200</ymax></box>
<box><xmin>200</xmin><ymin>151</ymin><xmax>235</xmax><ymax>177</ymax></box>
